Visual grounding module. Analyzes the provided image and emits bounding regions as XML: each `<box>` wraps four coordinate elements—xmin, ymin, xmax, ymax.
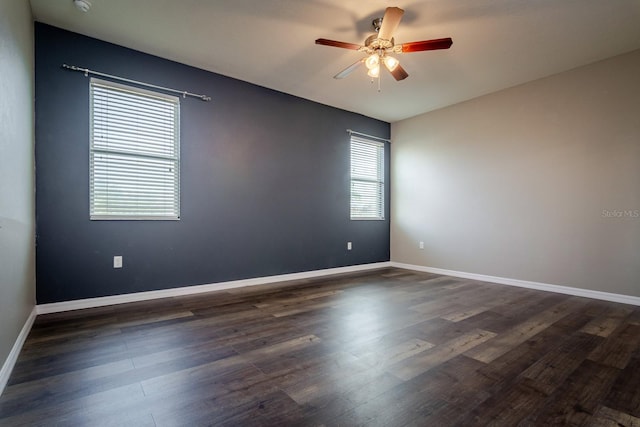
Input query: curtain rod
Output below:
<box><xmin>347</xmin><ymin>129</ymin><xmax>391</xmax><ymax>143</ymax></box>
<box><xmin>62</xmin><ymin>64</ymin><xmax>211</xmax><ymax>102</ymax></box>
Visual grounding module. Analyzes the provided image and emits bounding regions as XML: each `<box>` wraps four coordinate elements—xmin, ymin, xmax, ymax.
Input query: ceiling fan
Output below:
<box><xmin>315</xmin><ymin>7</ymin><xmax>452</xmax><ymax>81</ymax></box>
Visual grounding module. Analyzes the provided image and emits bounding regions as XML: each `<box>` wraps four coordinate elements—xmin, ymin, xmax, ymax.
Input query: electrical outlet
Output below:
<box><xmin>419</xmin><ymin>241</ymin><xmax>424</xmax><ymax>249</ymax></box>
<box><xmin>113</xmin><ymin>255</ymin><xmax>123</xmax><ymax>268</ymax></box>
<box><xmin>347</xmin><ymin>241</ymin><xmax>352</xmax><ymax>250</ymax></box>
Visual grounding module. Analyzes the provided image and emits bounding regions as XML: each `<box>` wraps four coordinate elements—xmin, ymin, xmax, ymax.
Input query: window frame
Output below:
<box><xmin>89</xmin><ymin>78</ymin><xmax>181</xmax><ymax>221</ymax></box>
<box><xmin>350</xmin><ymin>135</ymin><xmax>385</xmax><ymax>221</ymax></box>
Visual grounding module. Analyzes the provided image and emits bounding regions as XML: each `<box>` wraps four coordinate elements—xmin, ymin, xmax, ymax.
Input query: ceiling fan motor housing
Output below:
<box><xmin>365</xmin><ymin>35</ymin><xmax>394</xmax><ymax>49</ymax></box>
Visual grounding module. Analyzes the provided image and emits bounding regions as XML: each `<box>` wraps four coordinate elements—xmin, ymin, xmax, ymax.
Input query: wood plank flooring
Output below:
<box><xmin>1</xmin><ymin>268</ymin><xmax>639</xmax><ymax>426</ymax></box>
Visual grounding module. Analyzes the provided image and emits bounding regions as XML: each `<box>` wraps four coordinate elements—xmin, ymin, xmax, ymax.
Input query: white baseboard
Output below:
<box><xmin>36</xmin><ymin>262</ymin><xmax>393</xmax><ymax>315</ymax></box>
<box><xmin>0</xmin><ymin>306</ymin><xmax>37</xmax><ymax>397</ymax></box>
<box><xmin>391</xmin><ymin>262</ymin><xmax>640</xmax><ymax>306</ymax></box>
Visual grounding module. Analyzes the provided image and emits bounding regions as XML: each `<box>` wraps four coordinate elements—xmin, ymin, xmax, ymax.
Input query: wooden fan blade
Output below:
<box><xmin>378</xmin><ymin>7</ymin><xmax>404</xmax><ymax>41</ymax></box>
<box><xmin>401</xmin><ymin>38</ymin><xmax>453</xmax><ymax>53</ymax></box>
<box><xmin>388</xmin><ymin>63</ymin><xmax>408</xmax><ymax>81</ymax></box>
<box><xmin>334</xmin><ymin>59</ymin><xmax>365</xmax><ymax>79</ymax></box>
<box><xmin>315</xmin><ymin>38</ymin><xmax>362</xmax><ymax>50</ymax></box>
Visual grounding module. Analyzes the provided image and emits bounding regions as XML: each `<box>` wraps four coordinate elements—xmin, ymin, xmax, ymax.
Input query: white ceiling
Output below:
<box><xmin>30</xmin><ymin>0</ymin><xmax>640</xmax><ymax>122</ymax></box>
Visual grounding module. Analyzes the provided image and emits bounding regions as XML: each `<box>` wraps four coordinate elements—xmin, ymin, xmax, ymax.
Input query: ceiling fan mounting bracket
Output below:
<box><xmin>372</xmin><ymin>18</ymin><xmax>383</xmax><ymax>33</ymax></box>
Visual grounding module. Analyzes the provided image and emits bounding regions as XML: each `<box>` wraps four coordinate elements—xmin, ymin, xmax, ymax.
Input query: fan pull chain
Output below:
<box><xmin>370</xmin><ymin>74</ymin><xmax>382</xmax><ymax>92</ymax></box>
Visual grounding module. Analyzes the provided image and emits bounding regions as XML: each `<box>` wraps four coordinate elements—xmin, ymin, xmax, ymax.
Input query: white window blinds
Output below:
<box><xmin>350</xmin><ymin>135</ymin><xmax>385</xmax><ymax>220</ymax></box>
<box><xmin>90</xmin><ymin>78</ymin><xmax>180</xmax><ymax>220</ymax></box>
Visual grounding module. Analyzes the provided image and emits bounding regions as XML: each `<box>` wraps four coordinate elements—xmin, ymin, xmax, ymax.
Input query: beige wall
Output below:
<box><xmin>391</xmin><ymin>49</ymin><xmax>640</xmax><ymax>297</ymax></box>
<box><xmin>0</xmin><ymin>0</ymin><xmax>36</xmax><ymax>376</ymax></box>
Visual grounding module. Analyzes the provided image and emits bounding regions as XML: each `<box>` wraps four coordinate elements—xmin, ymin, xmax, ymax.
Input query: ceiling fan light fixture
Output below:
<box><xmin>315</xmin><ymin>6</ymin><xmax>453</xmax><ymax>83</ymax></box>
<box><xmin>365</xmin><ymin>54</ymin><xmax>379</xmax><ymax>70</ymax></box>
<box><xmin>383</xmin><ymin>56</ymin><xmax>399</xmax><ymax>72</ymax></box>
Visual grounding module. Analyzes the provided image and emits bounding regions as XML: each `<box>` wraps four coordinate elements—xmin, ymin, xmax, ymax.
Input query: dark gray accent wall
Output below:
<box><xmin>35</xmin><ymin>23</ymin><xmax>390</xmax><ymax>304</ymax></box>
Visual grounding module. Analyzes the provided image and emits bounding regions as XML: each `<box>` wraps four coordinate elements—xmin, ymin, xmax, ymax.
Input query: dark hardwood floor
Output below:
<box><xmin>1</xmin><ymin>268</ymin><xmax>639</xmax><ymax>426</ymax></box>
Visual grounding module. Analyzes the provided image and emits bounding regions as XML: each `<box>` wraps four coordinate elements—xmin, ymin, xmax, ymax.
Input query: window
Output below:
<box><xmin>90</xmin><ymin>78</ymin><xmax>180</xmax><ymax>220</ymax></box>
<box><xmin>350</xmin><ymin>135</ymin><xmax>385</xmax><ymax>220</ymax></box>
